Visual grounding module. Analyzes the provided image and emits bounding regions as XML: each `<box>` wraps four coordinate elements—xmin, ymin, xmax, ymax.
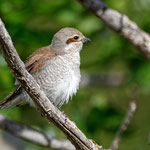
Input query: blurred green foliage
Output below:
<box><xmin>0</xmin><ymin>0</ymin><xmax>150</xmax><ymax>150</ymax></box>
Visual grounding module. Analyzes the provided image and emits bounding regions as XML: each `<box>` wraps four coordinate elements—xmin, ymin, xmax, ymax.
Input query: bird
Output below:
<box><xmin>0</xmin><ymin>27</ymin><xmax>90</xmax><ymax>108</ymax></box>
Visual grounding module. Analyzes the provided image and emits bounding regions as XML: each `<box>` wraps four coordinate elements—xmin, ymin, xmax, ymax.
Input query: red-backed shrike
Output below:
<box><xmin>0</xmin><ymin>27</ymin><xmax>90</xmax><ymax>108</ymax></box>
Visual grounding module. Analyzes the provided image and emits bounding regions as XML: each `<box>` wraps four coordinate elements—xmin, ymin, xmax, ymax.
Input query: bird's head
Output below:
<box><xmin>51</xmin><ymin>27</ymin><xmax>90</xmax><ymax>55</ymax></box>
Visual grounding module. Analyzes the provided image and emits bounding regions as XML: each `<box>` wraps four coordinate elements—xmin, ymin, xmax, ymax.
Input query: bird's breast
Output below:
<box><xmin>32</xmin><ymin>52</ymin><xmax>81</xmax><ymax>106</ymax></box>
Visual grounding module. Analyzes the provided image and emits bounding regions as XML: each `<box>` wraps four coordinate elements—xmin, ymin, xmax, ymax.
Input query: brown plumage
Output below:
<box><xmin>26</xmin><ymin>46</ymin><xmax>57</xmax><ymax>73</ymax></box>
<box><xmin>0</xmin><ymin>85</ymin><xmax>23</xmax><ymax>107</ymax></box>
<box><xmin>0</xmin><ymin>46</ymin><xmax>57</xmax><ymax>108</ymax></box>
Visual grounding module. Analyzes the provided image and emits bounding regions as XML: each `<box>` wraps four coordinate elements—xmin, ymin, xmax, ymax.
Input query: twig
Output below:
<box><xmin>109</xmin><ymin>101</ymin><xmax>136</xmax><ymax>150</ymax></box>
<box><xmin>81</xmin><ymin>72</ymin><xmax>125</xmax><ymax>87</ymax></box>
<box><xmin>0</xmin><ymin>18</ymin><xmax>102</xmax><ymax>150</ymax></box>
<box><xmin>0</xmin><ymin>100</ymin><xmax>136</xmax><ymax>150</ymax></box>
<box><xmin>148</xmin><ymin>134</ymin><xmax>150</xmax><ymax>144</ymax></box>
<box><xmin>0</xmin><ymin>114</ymin><xmax>75</xmax><ymax>150</ymax></box>
<box><xmin>77</xmin><ymin>0</ymin><xmax>150</xmax><ymax>59</ymax></box>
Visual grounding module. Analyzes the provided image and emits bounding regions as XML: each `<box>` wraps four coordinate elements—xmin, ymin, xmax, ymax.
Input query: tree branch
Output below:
<box><xmin>0</xmin><ymin>114</ymin><xmax>75</xmax><ymax>150</ymax></box>
<box><xmin>109</xmin><ymin>101</ymin><xmax>136</xmax><ymax>150</ymax></box>
<box><xmin>77</xmin><ymin>0</ymin><xmax>150</xmax><ymax>59</ymax></box>
<box><xmin>0</xmin><ymin>18</ymin><xmax>102</xmax><ymax>150</ymax></box>
<box><xmin>81</xmin><ymin>72</ymin><xmax>125</xmax><ymax>87</ymax></box>
<box><xmin>0</xmin><ymin>101</ymin><xmax>136</xmax><ymax>150</ymax></box>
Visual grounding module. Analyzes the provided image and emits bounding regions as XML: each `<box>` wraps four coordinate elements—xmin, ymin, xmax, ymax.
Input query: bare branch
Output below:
<box><xmin>148</xmin><ymin>134</ymin><xmax>150</xmax><ymax>144</ymax></box>
<box><xmin>109</xmin><ymin>101</ymin><xmax>136</xmax><ymax>150</ymax></box>
<box><xmin>0</xmin><ymin>114</ymin><xmax>75</xmax><ymax>150</ymax></box>
<box><xmin>81</xmin><ymin>72</ymin><xmax>125</xmax><ymax>87</ymax></box>
<box><xmin>76</xmin><ymin>0</ymin><xmax>150</xmax><ymax>59</ymax></box>
<box><xmin>0</xmin><ymin>18</ymin><xmax>102</xmax><ymax>150</ymax></box>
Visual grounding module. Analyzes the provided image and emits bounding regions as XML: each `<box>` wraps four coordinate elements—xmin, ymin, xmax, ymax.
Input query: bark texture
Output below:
<box><xmin>0</xmin><ymin>114</ymin><xmax>75</xmax><ymax>150</ymax></box>
<box><xmin>0</xmin><ymin>18</ymin><xmax>102</xmax><ymax>150</ymax></box>
<box><xmin>77</xmin><ymin>0</ymin><xmax>150</xmax><ymax>59</ymax></box>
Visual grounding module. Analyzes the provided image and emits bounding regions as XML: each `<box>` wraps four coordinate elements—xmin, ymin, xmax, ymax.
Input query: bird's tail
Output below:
<box><xmin>0</xmin><ymin>86</ymin><xmax>26</xmax><ymax>109</ymax></box>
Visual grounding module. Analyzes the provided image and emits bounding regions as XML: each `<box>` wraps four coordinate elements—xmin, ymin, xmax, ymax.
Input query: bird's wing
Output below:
<box><xmin>0</xmin><ymin>46</ymin><xmax>56</xmax><ymax>108</ymax></box>
<box><xmin>25</xmin><ymin>46</ymin><xmax>56</xmax><ymax>73</ymax></box>
<box><xmin>0</xmin><ymin>85</ymin><xmax>23</xmax><ymax>108</ymax></box>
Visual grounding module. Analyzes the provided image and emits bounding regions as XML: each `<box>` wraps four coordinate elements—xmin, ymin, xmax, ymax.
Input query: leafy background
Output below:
<box><xmin>0</xmin><ymin>0</ymin><xmax>150</xmax><ymax>149</ymax></box>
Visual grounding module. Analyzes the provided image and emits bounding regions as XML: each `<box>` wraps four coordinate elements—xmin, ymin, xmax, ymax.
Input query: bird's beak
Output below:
<box><xmin>81</xmin><ymin>37</ymin><xmax>91</xmax><ymax>43</ymax></box>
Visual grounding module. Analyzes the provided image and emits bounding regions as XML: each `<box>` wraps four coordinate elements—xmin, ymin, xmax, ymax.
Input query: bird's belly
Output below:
<box><xmin>41</xmin><ymin>72</ymin><xmax>80</xmax><ymax>107</ymax></box>
<box><xmin>53</xmin><ymin>73</ymin><xmax>80</xmax><ymax>106</ymax></box>
<box><xmin>32</xmin><ymin>66</ymin><xmax>80</xmax><ymax>107</ymax></box>
<box><xmin>25</xmin><ymin>54</ymin><xmax>81</xmax><ymax>107</ymax></box>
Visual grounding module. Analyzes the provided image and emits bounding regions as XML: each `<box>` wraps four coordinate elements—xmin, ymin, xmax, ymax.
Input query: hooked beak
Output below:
<box><xmin>81</xmin><ymin>37</ymin><xmax>91</xmax><ymax>43</ymax></box>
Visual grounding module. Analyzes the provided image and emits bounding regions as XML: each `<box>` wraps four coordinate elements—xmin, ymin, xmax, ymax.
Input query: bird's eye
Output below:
<box><xmin>73</xmin><ymin>36</ymin><xmax>79</xmax><ymax>40</ymax></box>
<box><xmin>66</xmin><ymin>36</ymin><xmax>79</xmax><ymax>44</ymax></box>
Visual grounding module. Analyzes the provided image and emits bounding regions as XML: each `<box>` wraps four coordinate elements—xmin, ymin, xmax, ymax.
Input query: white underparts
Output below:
<box><xmin>21</xmin><ymin>52</ymin><xmax>81</xmax><ymax>107</ymax></box>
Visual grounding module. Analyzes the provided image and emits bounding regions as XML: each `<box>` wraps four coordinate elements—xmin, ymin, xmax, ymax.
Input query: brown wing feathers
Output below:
<box><xmin>0</xmin><ymin>85</ymin><xmax>23</xmax><ymax>108</ymax></box>
<box><xmin>0</xmin><ymin>46</ymin><xmax>56</xmax><ymax>108</ymax></box>
<box><xmin>26</xmin><ymin>46</ymin><xmax>56</xmax><ymax>73</ymax></box>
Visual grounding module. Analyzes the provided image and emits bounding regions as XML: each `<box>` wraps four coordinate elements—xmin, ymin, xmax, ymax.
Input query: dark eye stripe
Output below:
<box><xmin>66</xmin><ymin>37</ymin><xmax>79</xmax><ymax>44</ymax></box>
